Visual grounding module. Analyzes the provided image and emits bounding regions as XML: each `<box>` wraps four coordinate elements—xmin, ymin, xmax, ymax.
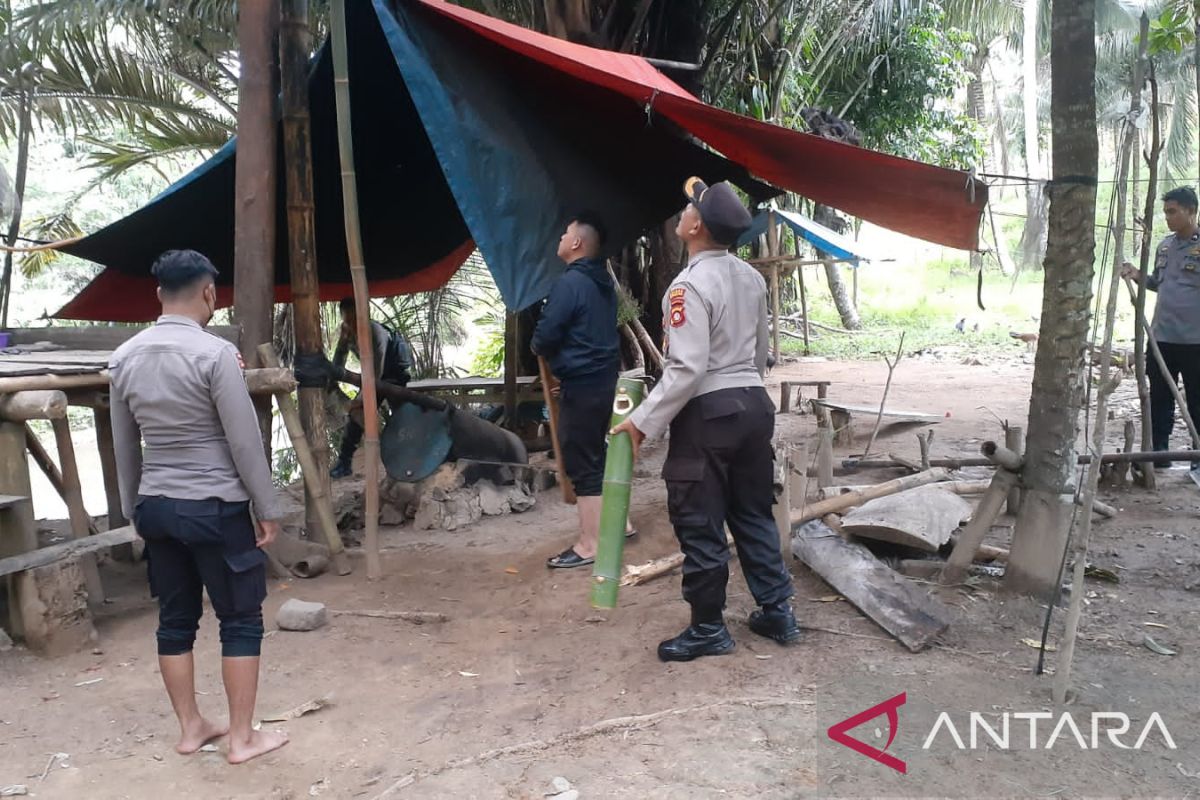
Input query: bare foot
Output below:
<box><xmin>227</xmin><ymin>729</ymin><xmax>289</xmax><ymax>765</ymax></box>
<box><xmin>176</xmin><ymin>717</ymin><xmax>229</xmax><ymax>755</ymax></box>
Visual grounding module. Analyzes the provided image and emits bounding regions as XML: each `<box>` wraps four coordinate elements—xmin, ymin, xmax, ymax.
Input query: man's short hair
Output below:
<box><xmin>569</xmin><ymin>211</ymin><xmax>608</xmax><ymax>249</ymax></box>
<box><xmin>339</xmin><ymin>297</ymin><xmax>357</xmax><ymax>315</ymax></box>
<box><xmin>151</xmin><ymin>249</ymin><xmax>218</xmax><ymax>293</ymax></box>
<box><xmin>1163</xmin><ymin>186</ymin><xmax>1198</xmax><ymax>212</ymax></box>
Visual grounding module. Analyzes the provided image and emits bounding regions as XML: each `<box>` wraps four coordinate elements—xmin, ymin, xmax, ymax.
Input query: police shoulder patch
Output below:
<box><xmin>669</xmin><ymin>286</ymin><xmax>687</xmax><ymax>328</ymax></box>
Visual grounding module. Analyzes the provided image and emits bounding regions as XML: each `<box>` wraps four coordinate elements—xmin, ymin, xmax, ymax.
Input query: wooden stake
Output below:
<box><xmin>50</xmin><ymin>418</ymin><xmax>105</xmax><ymax>603</ymax></box>
<box><xmin>281</xmin><ymin>0</ymin><xmax>333</xmax><ymax>546</ymax></box>
<box><xmin>861</xmin><ymin>331</ymin><xmax>906</xmax><ymax>459</ymax></box>
<box><xmin>942</xmin><ymin>468</ymin><xmax>1018</xmax><ymax>584</ymax></box>
<box><xmin>537</xmin><ymin>356</ymin><xmax>576</xmax><ymax>505</ymax></box>
<box><xmin>331</xmin><ymin>0</ymin><xmax>381</xmax><ymax>579</ymax></box>
<box><xmin>817</xmin><ymin>427</ymin><xmax>834</xmax><ymax>489</ymax></box>
<box><xmin>917</xmin><ymin>430</ymin><xmax>934</xmax><ymax>470</ymax></box>
<box><xmin>790</xmin><ymin>468</ymin><xmax>948</xmax><ymax>526</ymax></box>
<box><xmin>794</xmin><ymin>237</ymin><xmax>810</xmax><ymax>355</ymax></box>
<box><xmin>767</xmin><ymin>210</ymin><xmax>781</xmax><ymax>365</ymax></box>
<box><xmin>1004</xmin><ymin>425</ymin><xmax>1025</xmax><ymax>515</ymax></box>
<box><xmin>504</xmin><ymin>312</ymin><xmax>518</xmax><ymax>425</ymax></box>
<box><xmin>24</xmin><ymin>424</ymin><xmax>100</xmax><ymax>538</ymax></box>
<box><xmin>773</xmin><ymin>444</ymin><xmax>792</xmax><ymax>560</ymax></box>
<box><xmin>258</xmin><ymin>345</ymin><xmax>351</xmax><ymax>575</ymax></box>
<box><xmin>92</xmin><ymin>407</ymin><xmax>130</xmax><ymax>559</ymax></box>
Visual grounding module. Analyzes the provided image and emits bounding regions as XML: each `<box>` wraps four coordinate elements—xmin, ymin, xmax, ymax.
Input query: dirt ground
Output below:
<box><xmin>3</xmin><ymin>350</ymin><xmax>1199</xmax><ymax>799</ymax></box>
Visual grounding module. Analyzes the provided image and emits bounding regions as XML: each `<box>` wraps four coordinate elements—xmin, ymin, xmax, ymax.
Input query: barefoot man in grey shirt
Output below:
<box><xmin>109</xmin><ymin>249</ymin><xmax>288</xmax><ymax>764</ymax></box>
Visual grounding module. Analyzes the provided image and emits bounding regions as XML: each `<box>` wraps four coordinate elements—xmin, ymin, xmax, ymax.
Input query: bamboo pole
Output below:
<box><xmin>281</xmin><ymin>0</ymin><xmax>333</xmax><ymax>546</ymax></box>
<box><xmin>1135</xmin><ymin>48</ymin><xmax>1162</xmax><ymax>490</ymax></box>
<box><xmin>93</xmin><ymin>406</ymin><xmax>131</xmax><ymax>560</ymax></box>
<box><xmin>789</xmin><ymin>468</ymin><xmax>948</xmax><ymax>526</ymax></box>
<box><xmin>49</xmin><ymin>418</ymin><xmax>105</xmax><ymax>603</ymax></box>
<box><xmin>767</xmin><ymin>211</ymin><xmax>781</xmax><ymax>364</ymax></box>
<box><xmin>504</xmin><ymin>312</ymin><xmax>519</xmax><ymax>424</ymax></box>
<box><xmin>258</xmin><ymin>345</ymin><xmax>351</xmax><ymax>575</ymax></box>
<box><xmin>0</xmin><ymin>368</ymin><xmax>292</xmax><ymax>395</ymax></box>
<box><xmin>537</xmin><ymin>356</ymin><xmax>576</xmax><ymax>504</ymax></box>
<box><xmin>331</xmin><ymin>0</ymin><xmax>381</xmax><ymax>579</ymax></box>
<box><xmin>942</xmin><ymin>469</ymin><xmax>1018</xmax><ymax>584</ymax></box>
<box><xmin>794</xmin><ymin>236</ymin><xmax>810</xmax><ymax>355</ymax></box>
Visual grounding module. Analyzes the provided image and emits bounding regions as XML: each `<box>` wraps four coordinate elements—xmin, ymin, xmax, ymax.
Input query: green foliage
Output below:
<box><xmin>828</xmin><ymin>5</ymin><xmax>986</xmax><ymax>168</ymax></box>
<box><xmin>1146</xmin><ymin>6</ymin><xmax>1194</xmax><ymax>56</ymax></box>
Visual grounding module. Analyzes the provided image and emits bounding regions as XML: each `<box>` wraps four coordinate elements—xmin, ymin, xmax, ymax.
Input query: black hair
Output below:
<box><xmin>151</xmin><ymin>249</ymin><xmax>218</xmax><ymax>294</ymax></box>
<box><xmin>1162</xmin><ymin>186</ymin><xmax>1199</xmax><ymax>212</ymax></box>
<box><xmin>339</xmin><ymin>297</ymin><xmax>356</xmax><ymax>315</ymax></box>
<box><xmin>569</xmin><ymin>210</ymin><xmax>608</xmax><ymax>249</ymax></box>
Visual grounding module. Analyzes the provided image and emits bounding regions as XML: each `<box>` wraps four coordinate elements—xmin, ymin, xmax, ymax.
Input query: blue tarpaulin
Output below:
<box><xmin>738</xmin><ymin>208</ymin><xmax>873</xmax><ymax>264</ymax></box>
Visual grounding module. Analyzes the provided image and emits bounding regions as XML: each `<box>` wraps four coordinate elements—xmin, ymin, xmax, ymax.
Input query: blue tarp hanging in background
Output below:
<box><xmin>738</xmin><ymin>207</ymin><xmax>873</xmax><ymax>264</ymax></box>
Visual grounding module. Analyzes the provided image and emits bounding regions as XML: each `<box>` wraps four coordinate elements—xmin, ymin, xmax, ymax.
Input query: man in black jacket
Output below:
<box><xmin>533</xmin><ymin>212</ymin><xmax>621</xmax><ymax>568</ymax></box>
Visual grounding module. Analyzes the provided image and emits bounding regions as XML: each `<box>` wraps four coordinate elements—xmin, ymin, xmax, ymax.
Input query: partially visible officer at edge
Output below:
<box><xmin>612</xmin><ymin>178</ymin><xmax>802</xmax><ymax>662</ymax></box>
<box><xmin>1121</xmin><ymin>186</ymin><xmax>1200</xmax><ymax>470</ymax></box>
<box><xmin>109</xmin><ymin>249</ymin><xmax>289</xmax><ymax>764</ymax></box>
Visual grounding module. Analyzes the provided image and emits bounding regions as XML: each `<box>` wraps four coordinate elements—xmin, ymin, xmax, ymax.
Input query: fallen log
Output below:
<box><xmin>790</xmin><ymin>468</ymin><xmax>949</xmax><ymax>526</ymax></box>
<box><xmin>821</xmin><ymin>480</ymin><xmax>990</xmax><ymax>499</ymax></box>
<box><xmin>791</xmin><ymin>519</ymin><xmax>951</xmax><ymax>652</ymax></box>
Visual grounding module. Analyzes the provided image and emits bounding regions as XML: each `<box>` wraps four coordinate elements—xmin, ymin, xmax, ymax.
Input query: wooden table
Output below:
<box><xmin>778</xmin><ymin>380</ymin><xmax>831</xmax><ymax>413</ymax></box>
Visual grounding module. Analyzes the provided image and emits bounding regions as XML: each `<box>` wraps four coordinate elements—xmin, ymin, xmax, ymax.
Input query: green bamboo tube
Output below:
<box><xmin>590</xmin><ymin>376</ymin><xmax>645</xmax><ymax>609</ymax></box>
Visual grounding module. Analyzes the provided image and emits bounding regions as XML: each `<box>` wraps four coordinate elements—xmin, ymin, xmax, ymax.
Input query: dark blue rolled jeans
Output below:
<box><xmin>133</xmin><ymin>496</ymin><xmax>268</xmax><ymax>658</ymax></box>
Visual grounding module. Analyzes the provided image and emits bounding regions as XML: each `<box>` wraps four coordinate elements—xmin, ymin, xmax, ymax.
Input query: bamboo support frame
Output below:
<box><xmin>50</xmin><ymin>417</ymin><xmax>105</xmax><ymax>603</ymax></box>
<box><xmin>331</xmin><ymin>0</ymin><xmax>381</xmax><ymax>579</ymax></box>
<box><xmin>258</xmin><ymin>345</ymin><xmax>351</xmax><ymax>575</ymax></box>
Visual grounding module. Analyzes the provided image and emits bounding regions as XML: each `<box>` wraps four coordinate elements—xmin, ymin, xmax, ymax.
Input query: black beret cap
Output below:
<box><xmin>683</xmin><ymin>177</ymin><xmax>753</xmax><ymax>245</ymax></box>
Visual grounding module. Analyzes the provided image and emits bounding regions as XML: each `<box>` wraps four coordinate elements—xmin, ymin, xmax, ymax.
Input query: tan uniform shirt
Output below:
<box><xmin>109</xmin><ymin>315</ymin><xmax>283</xmax><ymax>521</ymax></box>
<box><xmin>630</xmin><ymin>249</ymin><xmax>769</xmax><ymax>439</ymax></box>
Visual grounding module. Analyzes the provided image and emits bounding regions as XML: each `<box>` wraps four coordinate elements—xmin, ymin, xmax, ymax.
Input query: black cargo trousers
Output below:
<box><xmin>662</xmin><ymin>386</ymin><xmax>794</xmax><ymax>623</ymax></box>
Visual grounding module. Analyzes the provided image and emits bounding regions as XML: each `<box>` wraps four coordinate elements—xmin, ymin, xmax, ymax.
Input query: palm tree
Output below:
<box><xmin>1006</xmin><ymin>0</ymin><xmax>1099</xmax><ymax>597</ymax></box>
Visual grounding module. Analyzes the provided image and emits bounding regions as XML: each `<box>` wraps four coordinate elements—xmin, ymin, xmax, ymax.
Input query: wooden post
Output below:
<box><xmin>50</xmin><ymin>418</ymin><xmax>105</xmax><ymax>604</ymax></box>
<box><xmin>943</xmin><ymin>468</ymin><xmax>1019</xmax><ymax>584</ymax></box>
<box><xmin>773</xmin><ymin>444</ymin><xmax>791</xmax><ymax>560</ymax></box>
<box><xmin>233</xmin><ymin>0</ymin><xmax>281</xmax><ymax>459</ymax></box>
<box><xmin>917</xmin><ymin>430</ymin><xmax>934</xmax><ymax>471</ymax></box>
<box><xmin>281</xmin><ymin>0</ymin><xmax>332</xmax><ymax>545</ymax></box>
<box><xmin>767</xmin><ymin>211</ymin><xmax>781</xmax><ymax>364</ymax></box>
<box><xmin>794</xmin><ymin>239</ymin><xmax>810</xmax><ymax>355</ymax></box>
<box><xmin>24</xmin><ymin>425</ymin><xmax>100</xmax><ymax>538</ymax></box>
<box><xmin>790</xmin><ymin>468</ymin><xmax>948</xmax><ymax>526</ymax></box>
<box><xmin>331</xmin><ymin>0</ymin><xmax>382</xmax><ymax>579</ymax></box>
<box><xmin>537</xmin><ymin>357</ymin><xmax>576</xmax><ymax>504</ymax></box>
<box><xmin>1004</xmin><ymin>425</ymin><xmax>1025</xmax><ymax>515</ymax></box>
<box><xmin>258</xmin><ymin>345</ymin><xmax>351</xmax><ymax>575</ymax></box>
<box><xmin>93</xmin><ymin>407</ymin><xmax>131</xmax><ymax>561</ymax></box>
<box><xmin>817</xmin><ymin>427</ymin><xmax>834</xmax><ymax>489</ymax></box>
<box><xmin>0</xmin><ymin>422</ymin><xmax>37</xmax><ymax>638</ymax></box>
<box><xmin>504</xmin><ymin>311</ymin><xmax>519</xmax><ymax>426</ymax></box>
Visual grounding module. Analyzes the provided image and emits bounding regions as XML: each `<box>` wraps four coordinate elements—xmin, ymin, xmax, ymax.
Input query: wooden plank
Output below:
<box><xmin>812</xmin><ymin>400</ymin><xmax>942</xmax><ymax>421</ymax></box>
<box><xmin>24</xmin><ymin>424</ymin><xmax>102</xmax><ymax>538</ymax></box>
<box><xmin>791</xmin><ymin>519</ymin><xmax>951</xmax><ymax>652</ymax></box>
<box><xmin>8</xmin><ymin>326</ymin><xmax>237</xmax><ymax>349</ymax></box>
<box><xmin>0</xmin><ymin>526</ymin><xmax>137</xmax><ymax>578</ymax></box>
<box><xmin>840</xmin><ymin>486</ymin><xmax>972</xmax><ymax>552</ymax></box>
<box><xmin>538</xmin><ymin>356</ymin><xmax>576</xmax><ymax>505</ymax></box>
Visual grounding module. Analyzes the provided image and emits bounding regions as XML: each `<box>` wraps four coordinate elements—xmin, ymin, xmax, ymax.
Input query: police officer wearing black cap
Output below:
<box><xmin>612</xmin><ymin>178</ymin><xmax>801</xmax><ymax>662</ymax></box>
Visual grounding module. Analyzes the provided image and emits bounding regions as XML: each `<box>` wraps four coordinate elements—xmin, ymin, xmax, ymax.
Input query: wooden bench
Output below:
<box><xmin>811</xmin><ymin>400</ymin><xmax>942</xmax><ymax>446</ymax></box>
<box><xmin>779</xmin><ymin>380</ymin><xmax>831</xmax><ymax>413</ymax></box>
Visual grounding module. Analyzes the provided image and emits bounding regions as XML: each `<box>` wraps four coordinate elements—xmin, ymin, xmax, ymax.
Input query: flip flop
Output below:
<box><xmin>546</xmin><ymin>548</ymin><xmax>594</xmax><ymax>569</ymax></box>
<box><xmin>625</xmin><ymin>527</ymin><xmax>638</xmax><ymax>539</ymax></box>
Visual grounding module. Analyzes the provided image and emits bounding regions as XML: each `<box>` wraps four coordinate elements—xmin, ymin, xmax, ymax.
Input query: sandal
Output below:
<box><xmin>625</xmin><ymin>527</ymin><xmax>638</xmax><ymax>539</ymax></box>
<box><xmin>546</xmin><ymin>548</ymin><xmax>594</xmax><ymax>569</ymax></box>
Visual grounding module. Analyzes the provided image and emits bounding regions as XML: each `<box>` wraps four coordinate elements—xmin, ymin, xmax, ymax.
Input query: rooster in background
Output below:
<box><xmin>1009</xmin><ymin>330</ymin><xmax>1039</xmax><ymax>352</ymax></box>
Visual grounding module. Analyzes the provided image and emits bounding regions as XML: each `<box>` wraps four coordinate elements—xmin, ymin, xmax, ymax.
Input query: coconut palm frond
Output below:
<box><xmin>18</xmin><ymin>212</ymin><xmax>84</xmax><ymax>279</ymax></box>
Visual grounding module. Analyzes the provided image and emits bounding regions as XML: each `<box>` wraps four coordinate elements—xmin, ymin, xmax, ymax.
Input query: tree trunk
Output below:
<box><xmin>1019</xmin><ymin>0</ymin><xmax>1047</xmax><ymax>271</ymax></box>
<box><xmin>1195</xmin><ymin>0</ymin><xmax>1199</xmax><ymax>188</ymax></box>
<box><xmin>0</xmin><ymin>92</ymin><xmax>31</xmax><ymax>329</ymax></box>
<box><xmin>281</xmin><ymin>0</ymin><xmax>332</xmax><ymax>543</ymax></box>
<box><xmin>234</xmin><ymin>0</ymin><xmax>281</xmax><ymax>459</ymax></box>
<box><xmin>814</xmin><ymin>205</ymin><xmax>861</xmax><ymax>330</ymax></box>
<box><xmin>1005</xmin><ymin>0</ymin><xmax>1098</xmax><ymax>597</ymax></box>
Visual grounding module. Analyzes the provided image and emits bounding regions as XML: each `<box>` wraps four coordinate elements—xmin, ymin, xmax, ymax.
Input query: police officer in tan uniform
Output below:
<box><xmin>613</xmin><ymin>178</ymin><xmax>800</xmax><ymax>662</ymax></box>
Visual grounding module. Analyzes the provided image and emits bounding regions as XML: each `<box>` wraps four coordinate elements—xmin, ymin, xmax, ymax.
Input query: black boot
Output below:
<box><xmin>657</xmin><ymin>620</ymin><xmax>735</xmax><ymax>662</ymax></box>
<box><xmin>749</xmin><ymin>602</ymin><xmax>803</xmax><ymax>645</ymax></box>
